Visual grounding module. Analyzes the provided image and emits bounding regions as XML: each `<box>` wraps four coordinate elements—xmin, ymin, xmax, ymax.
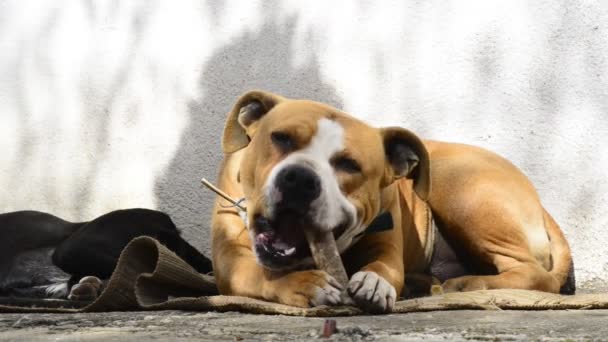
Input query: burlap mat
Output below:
<box><xmin>1</xmin><ymin>236</ymin><xmax>607</xmax><ymax>316</ymax></box>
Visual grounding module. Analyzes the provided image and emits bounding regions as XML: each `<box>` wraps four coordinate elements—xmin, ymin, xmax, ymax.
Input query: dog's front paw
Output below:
<box><xmin>269</xmin><ymin>270</ymin><xmax>344</xmax><ymax>308</ymax></box>
<box><xmin>68</xmin><ymin>276</ymin><xmax>104</xmax><ymax>301</ymax></box>
<box><xmin>348</xmin><ymin>271</ymin><xmax>396</xmax><ymax>313</ymax></box>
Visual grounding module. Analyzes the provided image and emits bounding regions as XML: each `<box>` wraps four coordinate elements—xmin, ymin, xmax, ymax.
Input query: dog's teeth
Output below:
<box><xmin>284</xmin><ymin>247</ymin><xmax>296</xmax><ymax>256</ymax></box>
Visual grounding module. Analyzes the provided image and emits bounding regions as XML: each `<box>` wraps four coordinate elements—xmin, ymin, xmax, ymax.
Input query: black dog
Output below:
<box><xmin>0</xmin><ymin>209</ymin><xmax>212</xmax><ymax>300</ymax></box>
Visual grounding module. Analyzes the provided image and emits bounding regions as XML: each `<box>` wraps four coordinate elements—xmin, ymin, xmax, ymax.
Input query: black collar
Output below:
<box><xmin>362</xmin><ymin>211</ymin><xmax>394</xmax><ymax>235</ymax></box>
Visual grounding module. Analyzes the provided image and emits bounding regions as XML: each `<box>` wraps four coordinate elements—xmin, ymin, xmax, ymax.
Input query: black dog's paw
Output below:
<box><xmin>67</xmin><ymin>276</ymin><xmax>104</xmax><ymax>301</ymax></box>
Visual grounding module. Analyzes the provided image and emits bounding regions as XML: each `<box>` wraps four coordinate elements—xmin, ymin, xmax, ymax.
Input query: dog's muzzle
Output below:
<box><xmin>251</xmin><ymin>164</ymin><xmax>355</xmax><ymax>270</ymax></box>
<box><xmin>274</xmin><ymin>165</ymin><xmax>321</xmax><ymax>213</ymax></box>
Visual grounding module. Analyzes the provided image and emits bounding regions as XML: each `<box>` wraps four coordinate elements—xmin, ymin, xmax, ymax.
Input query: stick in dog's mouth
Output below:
<box><xmin>303</xmin><ymin>229</ymin><xmax>349</xmax><ymax>286</ymax></box>
<box><xmin>303</xmin><ymin>229</ymin><xmax>353</xmax><ymax>304</ymax></box>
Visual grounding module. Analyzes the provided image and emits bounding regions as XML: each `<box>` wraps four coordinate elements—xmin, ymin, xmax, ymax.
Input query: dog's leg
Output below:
<box><xmin>442</xmin><ymin>266</ymin><xmax>558</xmax><ymax>293</ymax></box>
<box><xmin>342</xmin><ymin>210</ymin><xmax>405</xmax><ymax>313</ymax></box>
<box><xmin>0</xmin><ymin>247</ymin><xmax>72</xmax><ymax>299</ymax></box>
<box><xmin>427</xmin><ymin>143</ymin><xmax>571</xmax><ymax>293</ymax></box>
<box><xmin>215</xmin><ymin>248</ymin><xmax>343</xmax><ymax>307</ymax></box>
<box><xmin>435</xmin><ymin>199</ymin><xmax>562</xmax><ymax>293</ymax></box>
<box><xmin>213</xmin><ymin>214</ymin><xmax>343</xmax><ymax>308</ymax></box>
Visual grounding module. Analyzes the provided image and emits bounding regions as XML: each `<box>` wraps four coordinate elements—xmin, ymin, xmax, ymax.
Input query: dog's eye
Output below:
<box><xmin>332</xmin><ymin>157</ymin><xmax>361</xmax><ymax>174</ymax></box>
<box><xmin>271</xmin><ymin>132</ymin><xmax>295</xmax><ymax>152</ymax></box>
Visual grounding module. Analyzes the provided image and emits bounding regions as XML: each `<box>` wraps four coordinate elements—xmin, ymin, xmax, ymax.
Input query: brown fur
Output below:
<box><xmin>211</xmin><ymin>90</ymin><xmax>572</xmax><ymax>309</ymax></box>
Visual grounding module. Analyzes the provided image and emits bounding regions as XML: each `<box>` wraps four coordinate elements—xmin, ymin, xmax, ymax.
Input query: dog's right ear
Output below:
<box><xmin>381</xmin><ymin>127</ymin><xmax>431</xmax><ymax>200</ymax></box>
<box><xmin>222</xmin><ymin>90</ymin><xmax>285</xmax><ymax>153</ymax></box>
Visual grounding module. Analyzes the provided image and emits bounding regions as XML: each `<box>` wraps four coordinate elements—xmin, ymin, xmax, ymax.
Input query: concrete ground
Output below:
<box><xmin>0</xmin><ymin>310</ymin><xmax>607</xmax><ymax>341</ymax></box>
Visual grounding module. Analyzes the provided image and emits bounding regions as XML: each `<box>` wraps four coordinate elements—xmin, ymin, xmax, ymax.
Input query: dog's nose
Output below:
<box><xmin>276</xmin><ymin>165</ymin><xmax>321</xmax><ymax>206</ymax></box>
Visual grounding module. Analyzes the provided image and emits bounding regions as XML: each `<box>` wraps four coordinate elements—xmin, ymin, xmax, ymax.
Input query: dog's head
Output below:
<box><xmin>222</xmin><ymin>90</ymin><xmax>430</xmax><ymax>270</ymax></box>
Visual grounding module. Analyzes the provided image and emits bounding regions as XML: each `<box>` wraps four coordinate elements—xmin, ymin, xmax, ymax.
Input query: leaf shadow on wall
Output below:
<box><xmin>154</xmin><ymin>16</ymin><xmax>343</xmax><ymax>254</ymax></box>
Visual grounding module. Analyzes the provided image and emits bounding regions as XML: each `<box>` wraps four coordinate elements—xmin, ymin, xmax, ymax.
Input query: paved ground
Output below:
<box><xmin>0</xmin><ymin>309</ymin><xmax>607</xmax><ymax>341</ymax></box>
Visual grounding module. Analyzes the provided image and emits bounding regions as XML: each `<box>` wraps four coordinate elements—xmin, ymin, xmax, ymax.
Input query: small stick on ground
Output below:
<box><xmin>322</xmin><ymin>319</ymin><xmax>337</xmax><ymax>338</ymax></box>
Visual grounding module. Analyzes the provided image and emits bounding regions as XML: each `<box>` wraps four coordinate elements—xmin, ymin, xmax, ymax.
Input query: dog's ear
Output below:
<box><xmin>381</xmin><ymin>127</ymin><xmax>430</xmax><ymax>200</ymax></box>
<box><xmin>222</xmin><ymin>90</ymin><xmax>286</xmax><ymax>153</ymax></box>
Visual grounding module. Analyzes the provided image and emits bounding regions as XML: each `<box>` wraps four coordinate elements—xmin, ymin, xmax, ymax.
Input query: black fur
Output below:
<box><xmin>0</xmin><ymin>211</ymin><xmax>80</xmax><ymax>298</ymax></box>
<box><xmin>0</xmin><ymin>209</ymin><xmax>212</xmax><ymax>299</ymax></box>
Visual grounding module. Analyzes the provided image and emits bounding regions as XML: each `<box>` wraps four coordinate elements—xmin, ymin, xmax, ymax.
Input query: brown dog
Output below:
<box><xmin>211</xmin><ymin>90</ymin><xmax>573</xmax><ymax>313</ymax></box>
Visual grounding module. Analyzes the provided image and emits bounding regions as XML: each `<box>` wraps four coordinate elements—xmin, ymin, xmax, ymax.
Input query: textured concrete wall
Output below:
<box><xmin>1</xmin><ymin>1</ymin><xmax>606</xmax><ymax>291</ymax></box>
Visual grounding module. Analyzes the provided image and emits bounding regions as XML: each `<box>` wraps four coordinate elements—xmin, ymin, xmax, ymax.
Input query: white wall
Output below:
<box><xmin>1</xmin><ymin>0</ymin><xmax>606</xmax><ymax>292</ymax></box>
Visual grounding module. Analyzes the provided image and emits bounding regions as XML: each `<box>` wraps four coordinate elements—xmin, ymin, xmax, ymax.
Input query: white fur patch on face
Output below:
<box><xmin>264</xmin><ymin>118</ymin><xmax>357</xmax><ymax>233</ymax></box>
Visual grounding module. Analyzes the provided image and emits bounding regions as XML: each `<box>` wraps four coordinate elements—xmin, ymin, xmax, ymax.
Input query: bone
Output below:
<box><xmin>304</xmin><ymin>229</ymin><xmax>352</xmax><ymax>304</ymax></box>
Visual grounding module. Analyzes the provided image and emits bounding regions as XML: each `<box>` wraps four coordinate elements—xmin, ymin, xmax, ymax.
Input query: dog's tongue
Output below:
<box><xmin>254</xmin><ymin>212</ymin><xmax>312</xmax><ymax>258</ymax></box>
<box><xmin>256</xmin><ymin>231</ymin><xmax>297</xmax><ymax>256</ymax></box>
<box><xmin>256</xmin><ymin>231</ymin><xmax>275</xmax><ymax>244</ymax></box>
